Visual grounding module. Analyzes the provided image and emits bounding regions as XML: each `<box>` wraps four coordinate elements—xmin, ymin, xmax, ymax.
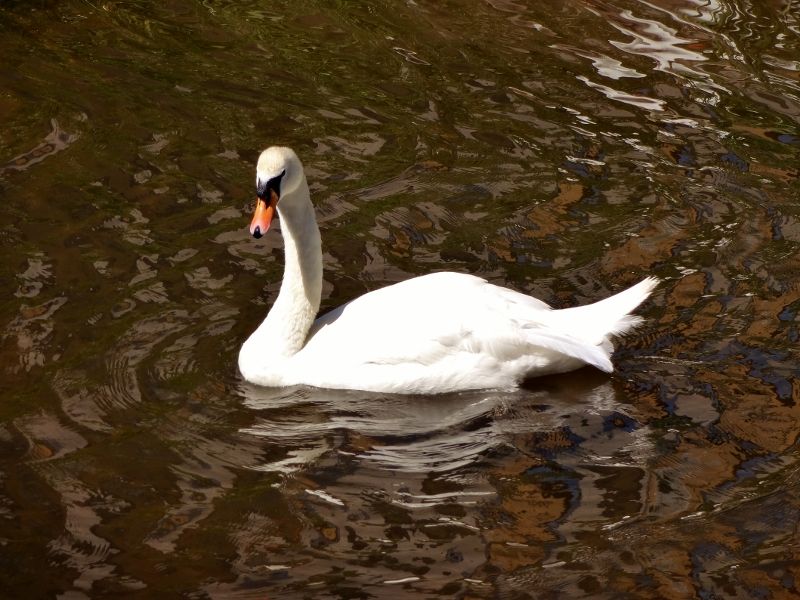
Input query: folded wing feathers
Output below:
<box><xmin>545</xmin><ymin>277</ymin><xmax>658</xmax><ymax>344</ymax></box>
<box><xmin>521</xmin><ymin>329</ymin><xmax>614</xmax><ymax>372</ymax></box>
<box><xmin>590</xmin><ymin>277</ymin><xmax>659</xmax><ymax>328</ymax></box>
<box><xmin>514</xmin><ymin>277</ymin><xmax>657</xmax><ymax>371</ymax></box>
<box><xmin>311</xmin><ymin>275</ymin><xmax>656</xmax><ymax>377</ymax></box>
<box><xmin>444</xmin><ymin>277</ymin><xmax>657</xmax><ymax>373</ymax></box>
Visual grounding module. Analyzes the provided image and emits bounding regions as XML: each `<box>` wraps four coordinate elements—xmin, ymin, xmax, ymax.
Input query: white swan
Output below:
<box><xmin>238</xmin><ymin>147</ymin><xmax>657</xmax><ymax>394</ymax></box>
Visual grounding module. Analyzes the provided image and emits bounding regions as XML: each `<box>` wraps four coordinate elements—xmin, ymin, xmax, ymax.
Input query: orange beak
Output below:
<box><xmin>250</xmin><ymin>190</ymin><xmax>279</xmax><ymax>238</ymax></box>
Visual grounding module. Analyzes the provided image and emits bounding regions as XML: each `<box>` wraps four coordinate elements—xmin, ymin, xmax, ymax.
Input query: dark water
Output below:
<box><xmin>1</xmin><ymin>0</ymin><xmax>800</xmax><ymax>597</ymax></box>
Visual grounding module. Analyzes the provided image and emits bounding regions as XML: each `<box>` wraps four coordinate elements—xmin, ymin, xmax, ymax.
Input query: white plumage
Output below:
<box><xmin>238</xmin><ymin>147</ymin><xmax>657</xmax><ymax>394</ymax></box>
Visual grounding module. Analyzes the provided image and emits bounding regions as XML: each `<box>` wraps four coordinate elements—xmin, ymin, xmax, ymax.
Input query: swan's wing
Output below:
<box><xmin>303</xmin><ymin>272</ymin><xmax>608</xmax><ymax>370</ymax></box>
<box><xmin>305</xmin><ymin>273</ymin><xmax>485</xmax><ymax>366</ymax></box>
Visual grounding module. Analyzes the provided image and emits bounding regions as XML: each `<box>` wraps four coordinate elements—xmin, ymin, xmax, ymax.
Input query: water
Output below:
<box><xmin>1</xmin><ymin>0</ymin><xmax>799</xmax><ymax>597</ymax></box>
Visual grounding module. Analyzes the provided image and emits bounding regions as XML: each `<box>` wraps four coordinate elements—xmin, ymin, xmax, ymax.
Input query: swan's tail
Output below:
<box><xmin>552</xmin><ymin>277</ymin><xmax>659</xmax><ymax>345</ymax></box>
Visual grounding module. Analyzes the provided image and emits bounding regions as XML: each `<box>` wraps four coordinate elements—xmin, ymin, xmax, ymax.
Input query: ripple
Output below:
<box><xmin>2</xmin><ymin>0</ymin><xmax>800</xmax><ymax>596</ymax></box>
<box><xmin>3</xmin><ymin>296</ymin><xmax>67</xmax><ymax>374</ymax></box>
<box><xmin>578</xmin><ymin>75</ymin><xmax>667</xmax><ymax>112</ymax></box>
<box><xmin>15</xmin><ymin>411</ymin><xmax>87</xmax><ymax>461</ymax></box>
<box><xmin>53</xmin><ymin>310</ymin><xmax>188</xmax><ymax>431</ymax></box>
<box><xmin>0</xmin><ymin>118</ymin><xmax>80</xmax><ymax>176</ymax></box>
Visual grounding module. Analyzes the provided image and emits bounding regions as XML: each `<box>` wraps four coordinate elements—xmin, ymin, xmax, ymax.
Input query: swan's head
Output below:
<box><xmin>250</xmin><ymin>146</ymin><xmax>304</xmax><ymax>238</ymax></box>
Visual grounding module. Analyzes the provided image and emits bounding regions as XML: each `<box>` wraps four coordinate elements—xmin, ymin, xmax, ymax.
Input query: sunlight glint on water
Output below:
<box><xmin>0</xmin><ymin>0</ymin><xmax>799</xmax><ymax>597</ymax></box>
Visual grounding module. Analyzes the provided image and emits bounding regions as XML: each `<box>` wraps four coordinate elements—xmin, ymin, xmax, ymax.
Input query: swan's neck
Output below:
<box><xmin>249</xmin><ymin>178</ymin><xmax>322</xmax><ymax>359</ymax></box>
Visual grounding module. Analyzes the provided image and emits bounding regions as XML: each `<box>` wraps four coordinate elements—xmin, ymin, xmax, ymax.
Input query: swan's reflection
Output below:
<box><xmin>237</xmin><ymin>371</ymin><xmax>656</xmax><ymax>475</ymax></box>
<box><xmin>230</xmin><ymin>374</ymin><xmax>662</xmax><ymax>593</ymax></box>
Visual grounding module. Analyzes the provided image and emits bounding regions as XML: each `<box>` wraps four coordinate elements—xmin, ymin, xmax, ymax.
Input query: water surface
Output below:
<box><xmin>1</xmin><ymin>0</ymin><xmax>799</xmax><ymax>597</ymax></box>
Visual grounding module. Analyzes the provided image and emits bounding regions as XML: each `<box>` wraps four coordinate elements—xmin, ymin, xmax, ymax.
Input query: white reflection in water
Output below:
<box><xmin>238</xmin><ymin>377</ymin><xmax>657</xmax><ymax>475</ymax></box>
<box><xmin>609</xmin><ymin>9</ymin><xmax>707</xmax><ymax>70</ymax></box>
<box><xmin>577</xmin><ymin>75</ymin><xmax>667</xmax><ymax>112</ymax></box>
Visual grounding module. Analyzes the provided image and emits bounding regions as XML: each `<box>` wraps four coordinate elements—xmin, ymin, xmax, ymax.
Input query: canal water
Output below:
<box><xmin>1</xmin><ymin>0</ymin><xmax>799</xmax><ymax>597</ymax></box>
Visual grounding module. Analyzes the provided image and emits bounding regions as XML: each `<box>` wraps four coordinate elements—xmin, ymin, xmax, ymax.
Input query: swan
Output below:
<box><xmin>238</xmin><ymin>147</ymin><xmax>657</xmax><ymax>394</ymax></box>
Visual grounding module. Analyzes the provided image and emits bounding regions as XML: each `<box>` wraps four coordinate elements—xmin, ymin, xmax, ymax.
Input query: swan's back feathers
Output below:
<box><xmin>295</xmin><ymin>273</ymin><xmax>657</xmax><ymax>392</ymax></box>
<box><xmin>520</xmin><ymin>328</ymin><xmax>613</xmax><ymax>373</ymax></box>
<box><xmin>543</xmin><ymin>276</ymin><xmax>659</xmax><ymax>344</ymax></box>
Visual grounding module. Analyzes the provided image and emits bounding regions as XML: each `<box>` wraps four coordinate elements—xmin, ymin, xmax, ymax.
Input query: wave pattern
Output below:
<box><xmin>0</xmin><ymin>0</ymin><xmax>798</xmax><ymax>597</ymax></box>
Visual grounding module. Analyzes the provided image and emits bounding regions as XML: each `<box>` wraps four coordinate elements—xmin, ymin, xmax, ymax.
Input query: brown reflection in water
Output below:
<box><xmin>1</xmin><ymin>0</ymin><xmax>800</xmax><ymax>597</ymax></box>
<box><xmin>1</xmin><ymin>119</ymin><xmax>80</xmax><ymax>176</ymax></box>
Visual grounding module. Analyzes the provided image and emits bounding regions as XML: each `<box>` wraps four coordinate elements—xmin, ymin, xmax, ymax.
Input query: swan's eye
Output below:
<box><xmin>257</xmin><ymin>170</ymin><xmax>285</xmax><ymax>201</ymax></box>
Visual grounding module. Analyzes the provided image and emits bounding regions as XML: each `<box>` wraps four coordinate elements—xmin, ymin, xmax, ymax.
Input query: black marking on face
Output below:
<box><xmin>257</xmin><ymin>170</ymin><xmax>285</xmax><ymax>200</ymax></box>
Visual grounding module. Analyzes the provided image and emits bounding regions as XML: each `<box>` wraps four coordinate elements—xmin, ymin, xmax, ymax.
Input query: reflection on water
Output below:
<box><xmin>1</xmin><ymin>0</ymin><xmax>799</xmax><ymax>597</ymax></box>
<box><xmin>233</xmin><ymin>374</ymin><xmax>663</xmax><ymax>596</ymax></box>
